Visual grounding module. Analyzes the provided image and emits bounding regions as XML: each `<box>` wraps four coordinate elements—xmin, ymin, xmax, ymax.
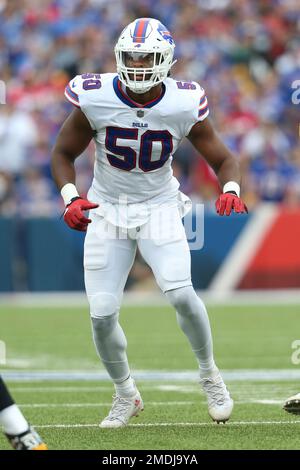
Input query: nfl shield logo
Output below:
<box><xmin>137</xmin><ymin>110</ymin><xmax>144</xmax><ymax>118</ymax></box>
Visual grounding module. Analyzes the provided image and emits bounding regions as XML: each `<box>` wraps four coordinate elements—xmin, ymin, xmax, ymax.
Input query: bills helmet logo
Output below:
<box><xmin>157</xmin><ymin>22</ymin><xmax>174</xmax><ymax>45</ymax></box>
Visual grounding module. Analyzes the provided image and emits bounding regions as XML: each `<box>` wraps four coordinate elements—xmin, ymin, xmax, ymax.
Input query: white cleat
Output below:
<box><xmin>283</xmin><ymin>393</ymin><xmax>300</xmax><ymax>415</ymax></box>
<box><xmin>200</xmin><ymin>371</ymin><xmax>234</xmax><ymax>424</ymax></box>
<box><xmin>100</xmin><ymin>392</ymin><xmax>144</xmax><ymax>428</ymax></box>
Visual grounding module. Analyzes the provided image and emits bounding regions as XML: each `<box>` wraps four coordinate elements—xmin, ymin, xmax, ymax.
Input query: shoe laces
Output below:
<box><xmin>201</xmin><ymin>376</ymin><xmax>229</xmax><ymax>406</ymax></box>
<box><xmin>107</xmin><ymin>394</ymin><xmax>135</xmax><ymax>421</ymax></box>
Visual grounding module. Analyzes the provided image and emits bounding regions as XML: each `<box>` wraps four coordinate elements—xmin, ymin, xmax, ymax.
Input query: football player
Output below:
<box><xmin>0</xmin><ymin>376</ymin><xmax>47</xmax><ymax>449</ymax></box>
<box><xmin>283</xmin><ymin>393</ymin><xmax>300</xmax><ymax>415</ymax></box>
<box><xmin>51</xmin><ymin>18</ymin><xmax>247</xmax><ymax>428</ymax></box>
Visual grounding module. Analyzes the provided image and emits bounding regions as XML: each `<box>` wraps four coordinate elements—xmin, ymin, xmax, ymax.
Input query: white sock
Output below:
<box><xmin>114</xmin><ymin>376</ymin><xmax>137</xmax><ymax>398</ymax></box>
<box><xmin>0</xmin><ymin>404</ymin><xmax>29</xmax><ymax>435</ymax></box>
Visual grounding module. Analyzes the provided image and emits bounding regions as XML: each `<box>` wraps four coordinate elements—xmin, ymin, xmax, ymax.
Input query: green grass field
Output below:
<box><xmin>0</xmin><ymin>303</ymin><xmax>300</xmax><ymax>450</ymax></box>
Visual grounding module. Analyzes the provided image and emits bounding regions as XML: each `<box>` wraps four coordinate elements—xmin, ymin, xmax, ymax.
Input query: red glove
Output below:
<box><xmin>215</xmin><ymin>192</ymin><xmax>248</xmax><ymax>216</ymax></box>
<box><xmin>63</xmin><ymin>197</ymin><xmax>99</xmax><ymax>231</ymax></box>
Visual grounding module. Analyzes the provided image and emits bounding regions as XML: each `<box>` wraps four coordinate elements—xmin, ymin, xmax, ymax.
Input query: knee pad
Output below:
<box><xmin>88</xmin><ymin>292</ymin><xmax>119</xmax><ymax>319</ymax></box>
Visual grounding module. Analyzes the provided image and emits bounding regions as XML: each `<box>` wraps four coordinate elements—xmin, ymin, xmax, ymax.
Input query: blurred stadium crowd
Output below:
<box><xmin>0</xmin><ymin>0</ymin><xmax>299</xmax><ymax>217</ymax></box>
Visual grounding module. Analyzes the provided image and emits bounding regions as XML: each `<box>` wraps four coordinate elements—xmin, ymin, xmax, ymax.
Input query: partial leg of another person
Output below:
<box><xmin>283</xmin><ymin>392</ymin><xmax>300</xmax><ymax>415</ymax></box>
<box><xmin>0</xmin><ymin>376</ymin><xmax>47</xmax><ymax>449</ymax></box>
<box><xmin>84</xmin><ymin>214</ymin><xmax>143</xmax><ymax>427</ymax></box>
<box><xmin>137</xmin><ymin>206</ymin><xmax>233</xmax><ymax>422</ymax></box>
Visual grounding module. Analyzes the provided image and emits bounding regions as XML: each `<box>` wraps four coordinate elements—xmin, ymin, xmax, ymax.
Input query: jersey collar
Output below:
<box><xmin>113</xmin><ymin>76</ymin><xmax>166</xmax><ymax>109</ymax></box>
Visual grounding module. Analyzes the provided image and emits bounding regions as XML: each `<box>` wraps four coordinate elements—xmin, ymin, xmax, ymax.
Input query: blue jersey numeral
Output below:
<box><xmin>105</xmin><ymin>127</ymin><xmax>138</xmax><ymax>171</ymax></box>
<box><xmin>139</xmin><ymin>130</ymin><xmax>173</xmax><ymax>172</ymax></box>
<box><xmin>81</xmin><ymin>74</ymin><xmax>102</xmax><ymax>90</ymax></box>
<box><xmin>176</xmin><ymin>81</ymin><xmax>196</xmax><ymax>90</ymax></box>
<box><xmin>105</xmin><ymin>127</ymin><xmax>173</xmax><ymax>172</ymax></box>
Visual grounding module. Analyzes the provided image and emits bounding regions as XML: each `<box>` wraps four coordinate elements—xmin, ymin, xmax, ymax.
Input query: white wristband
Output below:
<box><xmin>61</xmin><ymin>183</ymin><xmax>80</xmax><ymax>206</ymax></box>
<box><xmin>223</xmin><ymin>181</ymin><xmax>240</xmax><ymax>197</ymax></box>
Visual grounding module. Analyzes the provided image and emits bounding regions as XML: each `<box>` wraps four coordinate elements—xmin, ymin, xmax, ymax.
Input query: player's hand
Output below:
<box><xmin>215</xmin><ymin>192</ymin><xmax>248</xmax><ymax>216</ymax></box>
<box><xmin>63</xmin><ymin>197</ymin><xmax>99</xmax><ymax>231</ymax></box>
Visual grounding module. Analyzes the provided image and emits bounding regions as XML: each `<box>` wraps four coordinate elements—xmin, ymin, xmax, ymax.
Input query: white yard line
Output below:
<box><xmin>17</xmin><ymin>399</ymin><xmax>285</xmax><ymax>408</ymax></box>
<box><xmin>33</xmin><ymin>420</ymin><xmax>300</xmax><ymax>429</ymax></box>
<box><xmin>18</xmin><ymin>401</ymin><xmax>195</xmax><ymax>408</ymax></box>
<box><xmin>9</xmin><ymin>386</ymin><xmax>113</xmax><ymax>392</ymax></box>
<box><xmin>3</xmin><ymin>369</ymin><xmax>300</xmax><ymax>382</ymax></box>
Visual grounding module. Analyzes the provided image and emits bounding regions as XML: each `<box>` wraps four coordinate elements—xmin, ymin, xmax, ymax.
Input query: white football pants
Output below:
<box><xmin>84</xmin><ymin>206</ymin><xmax>215</xmax><ymax>383</ymax></box>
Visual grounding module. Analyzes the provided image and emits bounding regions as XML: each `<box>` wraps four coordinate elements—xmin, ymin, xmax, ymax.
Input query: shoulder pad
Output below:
<box><xmin>64</xmin><ymin>74</ymin><xmax>103</xmax><ymax>107</ymax></box>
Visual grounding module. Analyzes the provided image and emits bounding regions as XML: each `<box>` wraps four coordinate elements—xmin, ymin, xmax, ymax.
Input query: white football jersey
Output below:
<box><xmin>65</xmin><ymin>73</ymin><xmax>209</xmax><ymax>207</ymax></box>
